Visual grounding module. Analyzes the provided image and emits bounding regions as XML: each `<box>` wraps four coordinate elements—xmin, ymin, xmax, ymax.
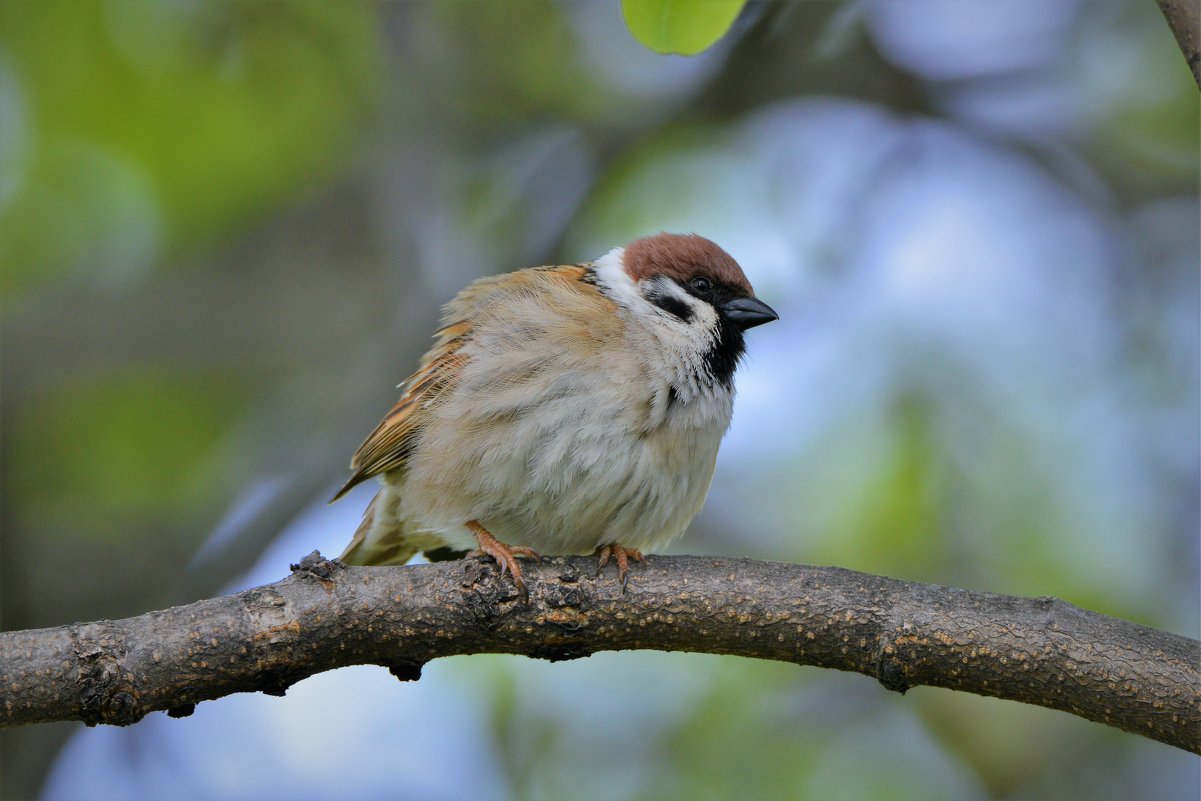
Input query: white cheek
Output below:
<box><xmin>640</xmin><ymin>276</ymin><xmax>718</xmax><ymax>339</ymax></box>
<box><xmin>591</xmin><ymin>251</ymin><xmax>730</xmax><ymax>404</ymax></box>
<box><xmin>687</xmin><ymin>299</ymin><xmax>719</xmax><ymax>334</ymax></box>
<box><xmin>593</xmin><ymin>248</ymin><xmax>715</xmax><ymax>333</ymax></box>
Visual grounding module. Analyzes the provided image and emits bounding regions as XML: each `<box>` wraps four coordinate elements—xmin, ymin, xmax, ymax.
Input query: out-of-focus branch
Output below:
<box><xmin>1</xmin><ymin>553</ymin><xmax>1198</xmax><ymax>753</ymax></box>
<box><xmin>1157</xmin><ymin>0</ymin><xmax>1201</xmax><ymax>87</ymax></box>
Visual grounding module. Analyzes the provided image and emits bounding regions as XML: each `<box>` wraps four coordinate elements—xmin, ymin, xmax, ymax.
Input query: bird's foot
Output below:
<box><xmin>467</xmin><ymin>520</ymin><xmax>540</xmax><ymax>602</ymax></box>
<box><xmin>595</xmin><ymin>542</ymin><xmax>644</xmax><ymax>591</ymax></box>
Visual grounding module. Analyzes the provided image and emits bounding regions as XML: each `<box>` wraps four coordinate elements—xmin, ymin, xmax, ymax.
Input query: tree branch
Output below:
<box><xmin>1157</xmin><ymin>0</ymin><xmax>1201</xmax><ymax>88</ymax></box>
<box><xmin>1</xmin><ymin>553</ymin><xmax>1197</xmax><ymax>753</ymax></box>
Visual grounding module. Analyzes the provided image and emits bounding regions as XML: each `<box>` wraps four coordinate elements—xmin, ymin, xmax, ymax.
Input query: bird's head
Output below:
<box><xmin>594</xmin><ymin>232</ymin><xmax>778</xmax><ymax>389</ymax></box>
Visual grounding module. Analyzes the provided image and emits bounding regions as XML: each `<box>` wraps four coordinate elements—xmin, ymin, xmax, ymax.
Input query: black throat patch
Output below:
<box><xmin>703</xmin><ymin>314</ymin><xmax>747</xmax><ymax>389</ymax></box>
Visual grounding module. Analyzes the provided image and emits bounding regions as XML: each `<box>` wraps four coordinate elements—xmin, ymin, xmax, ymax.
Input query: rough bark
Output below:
<box><xmin>1</xmin><ymin>553</ymin><xmax>1197</xmax><ymax>753</ymax></box>
<box><xmin>1157</xmin><ymin>0</ymin><xmax>1201</xmax><ymax>87</ymax></box>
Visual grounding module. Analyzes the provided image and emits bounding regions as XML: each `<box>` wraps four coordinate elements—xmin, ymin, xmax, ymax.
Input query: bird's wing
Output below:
<box><xmin>330</xmin><ymin>264</ymin><xmax>593</xmax><ymax>501</ymax></box>
<box><xmin>330</xmin><ymin>321</ymin><xmax>470</xmax><ymax>501</ymax></box>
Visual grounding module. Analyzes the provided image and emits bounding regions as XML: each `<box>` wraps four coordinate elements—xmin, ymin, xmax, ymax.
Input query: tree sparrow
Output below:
<box><xmin>332</xmin><ymin>233</ymin><xmax>777</xmax><ymax>597</ymax></box>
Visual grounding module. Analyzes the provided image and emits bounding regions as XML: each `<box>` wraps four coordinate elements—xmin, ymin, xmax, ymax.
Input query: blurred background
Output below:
<box><xmin>1</xmin><ymin>1</ymin><xmax>1198</xmax><ymax>799</ymax></box>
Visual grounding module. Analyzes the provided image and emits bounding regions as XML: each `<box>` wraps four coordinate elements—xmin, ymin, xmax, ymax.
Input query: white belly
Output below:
<box><xmin>397</xmin><ymin>385</ymin><xmax>731</xmax><ymax>554</ymax></box>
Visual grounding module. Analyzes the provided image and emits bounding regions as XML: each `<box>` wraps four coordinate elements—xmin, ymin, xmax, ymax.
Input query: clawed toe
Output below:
<box><xmin>467</xmin><ymin>520</ymin><xmax>539</xmax><ymax>602</ymax></box>
<box><xmin>595</xmin><ymin>542</ymin><xmax>644</xmax><ymax>591</ymax></box>
<box><xmin>507</xmin><ymin>545</ymin><xmax>542</xmax><ymax>561</ymax></box>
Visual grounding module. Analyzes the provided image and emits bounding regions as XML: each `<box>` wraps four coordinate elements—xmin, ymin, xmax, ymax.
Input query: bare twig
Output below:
<box><xmin>1</xmin><ymin>553</ymin><xmax>1197</xmax><ymax>753</ymax></box>
<box><xmin>1157</xmin><ymin>0</ymin><xmax>1201</xmax><ymax>88</ymax></box>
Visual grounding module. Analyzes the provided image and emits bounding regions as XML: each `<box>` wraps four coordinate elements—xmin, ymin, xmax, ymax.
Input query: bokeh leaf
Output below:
<box><xmin>13</xmin><ymin>371</ymin><xmax>238</xmax><ymax>530</ymax></box>
<box><xmin>621</xmin><ymin>0</ymin><xmax>746</xmax><ymax>55</ymax></box>
<box><xmin>0</xmin><ymin>1</ymin><xmax>379</xmax><ymax>292</ymax></box>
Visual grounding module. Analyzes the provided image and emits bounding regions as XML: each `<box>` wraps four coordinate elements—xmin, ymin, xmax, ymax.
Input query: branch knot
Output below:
<box><xmin>70</xmin><ymin>623</ymin><xmax>144</xmax><ymax>727</ymax></box>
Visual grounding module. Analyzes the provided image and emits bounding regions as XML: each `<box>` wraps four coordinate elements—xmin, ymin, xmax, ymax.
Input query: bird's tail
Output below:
<box><xmin>338</xmin><ymin>490</ymin><xmax>420</xmax><ymax>566</ymax></box>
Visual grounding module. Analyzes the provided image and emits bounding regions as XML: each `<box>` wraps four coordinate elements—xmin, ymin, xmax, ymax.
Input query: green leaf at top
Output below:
<box><xmin>621</xmin><ymin>0</ymin><xmax>748</xmax><ymax>56</ymax></box>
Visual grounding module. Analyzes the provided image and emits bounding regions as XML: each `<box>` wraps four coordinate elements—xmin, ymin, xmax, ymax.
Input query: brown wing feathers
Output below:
<box><xmin>329</xmin><ymin>321</ymin><xmax>471</xmax><ymax>501</ymax></box>
<box><xmin>330</xmin><ymin>264</ymin><xmax>595</xmax><ymax>503</ymax></box>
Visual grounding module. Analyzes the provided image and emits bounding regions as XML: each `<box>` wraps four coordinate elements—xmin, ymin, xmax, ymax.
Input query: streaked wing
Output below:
<box><xmin>330</xmin><ymin>264</ymin><xmax>593</xmax><ymax>502</ymax></box>
<box><xmin>330</xmin><ymin>321</ymin><xmax>470</xmax><ymax>501</ymax></box>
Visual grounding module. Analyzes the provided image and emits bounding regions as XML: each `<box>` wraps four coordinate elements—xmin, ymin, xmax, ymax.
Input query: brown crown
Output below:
<box><xmin>623</xmin><ymin>233</ymin><xmax>753</xmax><ymax>295</ymax></box>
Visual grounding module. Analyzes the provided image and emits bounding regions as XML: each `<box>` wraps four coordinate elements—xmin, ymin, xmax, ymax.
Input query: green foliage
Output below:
<box><xmin>621</xmin><ymin>0</ymin><xmax>747</xmax><ymax>55</ymax></box>
<box><xmin>13</xmin><ymin>371</ymin><xmax>238</xmax><ymax>536</ymax></box>
<box><xmin>0</xmin><ymin>1</ymin><xmax>379</xmax><ymax>292</ymax></box>
<box><xmin>420</xmin><ymin>3</ymin><xmax>627</xmax><ymax>128</ymax></box>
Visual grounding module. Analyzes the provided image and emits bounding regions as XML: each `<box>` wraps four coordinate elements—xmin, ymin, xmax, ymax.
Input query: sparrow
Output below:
<box><xmin>332</xmin><ymin>232</ymin><xmax>777</xmax><ymax>598</ymax></box>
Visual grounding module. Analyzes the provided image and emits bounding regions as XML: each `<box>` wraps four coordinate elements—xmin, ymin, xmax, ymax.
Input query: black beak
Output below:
<box><xmin>720</xmin><ymin>296</ymin><xmax>779</xmax><ymax>331</ymax></box>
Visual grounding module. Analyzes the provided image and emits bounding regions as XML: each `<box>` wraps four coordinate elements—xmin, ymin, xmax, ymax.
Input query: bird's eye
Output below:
<box><xmin>689</xmin><ymin>276</ymin><xmax>713</xmax><ymax>294</ymax></box>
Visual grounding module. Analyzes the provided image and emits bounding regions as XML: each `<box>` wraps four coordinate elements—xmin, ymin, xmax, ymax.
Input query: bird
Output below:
<box><xmin>331</xmin><ymin>232</ymin><xmax>777</xmax><ymax>599</ymax></box>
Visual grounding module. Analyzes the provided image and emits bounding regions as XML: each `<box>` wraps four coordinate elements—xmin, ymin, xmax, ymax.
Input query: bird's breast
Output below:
<box><xmin>400</xmin><ymin>368</ymin><xmax>731</xmax><ymax>555</ymax></box>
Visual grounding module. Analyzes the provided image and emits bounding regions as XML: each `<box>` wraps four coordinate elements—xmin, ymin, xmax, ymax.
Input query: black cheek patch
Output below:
<box><xmin>647</xmin><ymin>288</ymin><xmax>694</xmax><ymax>323</ymax></box>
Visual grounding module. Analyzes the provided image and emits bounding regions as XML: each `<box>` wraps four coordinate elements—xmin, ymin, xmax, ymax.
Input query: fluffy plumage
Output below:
<box><xmin>333</xmin><ymin>233</ymin><xmax>775</xmax><ymax>587</ymax></box>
